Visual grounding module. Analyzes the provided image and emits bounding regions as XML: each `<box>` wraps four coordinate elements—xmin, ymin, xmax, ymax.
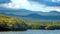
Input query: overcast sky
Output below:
<box><xmin>0</xmin><ymin>0</ymin><xmax>60</xmax><ymax>12</ymax></box>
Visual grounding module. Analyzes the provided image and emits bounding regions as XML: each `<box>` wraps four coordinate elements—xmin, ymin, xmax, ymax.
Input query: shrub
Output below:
<box><xmin>0</xmin><ymin>14</ymin><xmax>27</xmax><ymax>31</ymax></box>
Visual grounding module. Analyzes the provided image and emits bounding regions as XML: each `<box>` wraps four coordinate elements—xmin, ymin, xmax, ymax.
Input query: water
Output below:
<box><xmin>0</xmin><ymin>30</ymin><xmax>60</xmax><ymax>34</ymax></box>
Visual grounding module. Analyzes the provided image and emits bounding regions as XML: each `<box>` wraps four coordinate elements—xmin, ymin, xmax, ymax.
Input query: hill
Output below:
<box><xmin>0</xmin><ymin>14</ymin><xmax>27</xmax><ymax>31</ymax></box>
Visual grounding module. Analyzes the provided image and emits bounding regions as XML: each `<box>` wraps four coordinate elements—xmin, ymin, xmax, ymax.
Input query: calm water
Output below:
<box><xmin>0</xmin><ymin>30</ymin><xmax>60</xmax><ymax>34</ymax></box>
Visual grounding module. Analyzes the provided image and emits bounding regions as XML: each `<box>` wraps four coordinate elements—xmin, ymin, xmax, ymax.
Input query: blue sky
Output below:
<box><xmin>30</xmin><ymin>0</ymin><xmax>60</xmax><ymax>6</ymax></box>
<box><xmin>0</xmin><ymin>0</ymin><xmax>60</xmax><ymax>12</ymax></box>
<box><xmin>0</xmin><ymin>0</ymin><xmax>10</xmax><ymax>4</ymax></box>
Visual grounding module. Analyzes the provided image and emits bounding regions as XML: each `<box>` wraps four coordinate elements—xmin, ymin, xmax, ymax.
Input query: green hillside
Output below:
<box><xmin>0</xmin><ymin>14</ymin><xmax>60</xmax><ymax>31</ymax></box>
<box><xmin>0</xmin><ymin>14</ymin><xmax>27</xmax><ymax>31</ymax></box>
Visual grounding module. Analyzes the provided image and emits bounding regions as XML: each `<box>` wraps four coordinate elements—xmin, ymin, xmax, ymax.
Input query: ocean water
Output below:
<box><xmin>0</xmin><ymin>30</ymin><xmax>60</xmax><ymax>34</ymax></box>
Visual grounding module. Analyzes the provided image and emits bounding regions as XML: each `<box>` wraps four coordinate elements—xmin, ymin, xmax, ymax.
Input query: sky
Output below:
<box><xmin>0</xmin><ymin>0</ymin><xmax>60</xmax><ymax>12</ymax></box>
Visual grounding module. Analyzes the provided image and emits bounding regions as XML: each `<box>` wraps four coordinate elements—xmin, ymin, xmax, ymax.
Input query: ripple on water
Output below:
<box><xmin>0</xmin><ymin>30</ymin><xmax>60</xmax><ymax>34</ymax></box>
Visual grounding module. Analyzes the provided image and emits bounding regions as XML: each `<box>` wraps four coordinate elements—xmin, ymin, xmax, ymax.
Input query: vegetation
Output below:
<box><xmin>0</xmin><ymin>14</ymin><xmax>60</xmax><ymax>31</ymax></box>
<box><xmin>26</xmin><ymin>22</ymin><xmax>60</xmax><ymax>30</ymax></box>
<box><xmin>0</xmin><ymin>14</ymin><xmax>27</xmax><ymax>31</ymax></box>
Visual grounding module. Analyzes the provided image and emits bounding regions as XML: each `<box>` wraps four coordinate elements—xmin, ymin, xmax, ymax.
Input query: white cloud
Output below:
<box><xmin>0</xmin><ymin>0</ymin><xmax>60</xmax><ymax>12</ymax></box>
<box><xmin>51</xmin><ymin>0</ymin><xmax>60</xmax><ymax>2</ymax></box>
<box><xmin>47</xmin><ymin>0</ymin><xmax>60</xmax><ymax>2</ymax></box>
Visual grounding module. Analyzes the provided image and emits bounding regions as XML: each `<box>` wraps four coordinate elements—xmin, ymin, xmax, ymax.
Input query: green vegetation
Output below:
<box><xmin>0</xmin><ymin>14</ymin><xmax>60</xmax><ymax>31</ymax></box>
<box><xmin>0</xmin><ymin>14</ymin><xmax>27</xmax><ymax>31</ymax></box>
<box><xmin>26</xmin><ymin>21</ymin><xmax>60</xmax><ymax>30</ymax></box>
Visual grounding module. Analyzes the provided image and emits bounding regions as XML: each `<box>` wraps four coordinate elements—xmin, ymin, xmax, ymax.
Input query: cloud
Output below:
<box><xmin>30</xmin><ymin>0</ymin><xmax>60</xmax><ymax>7</ymax></box>
<box><xmin>0</xmin><ymin>0</ymin><xmax>60</xmax><ymax>12</ymax></box>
